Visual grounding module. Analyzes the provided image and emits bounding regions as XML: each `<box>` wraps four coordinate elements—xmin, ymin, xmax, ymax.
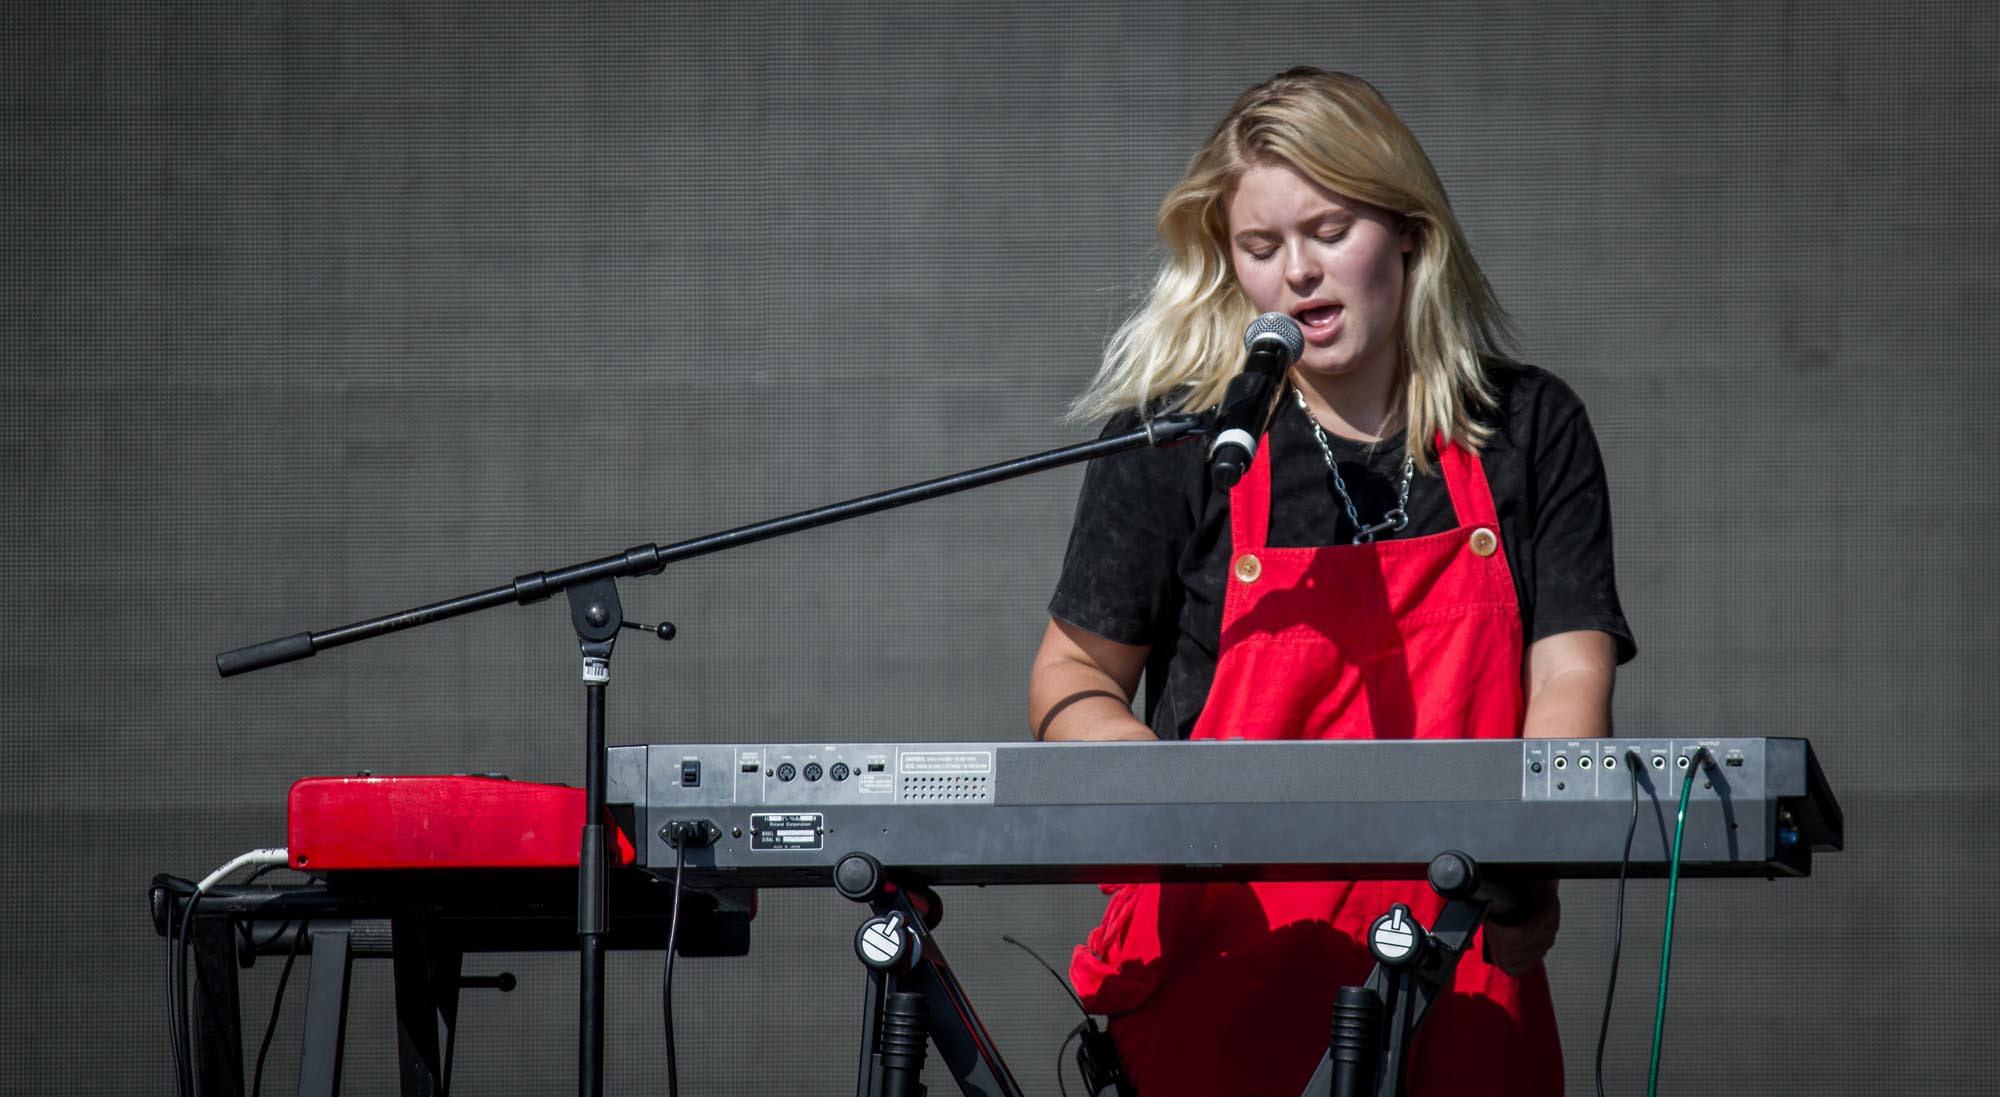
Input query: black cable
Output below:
<box><xmin>171</xmin><ymin>856</ymin><xmax>289</xmax><ymax>1097</ymax></box>
<box><xmin>251</xmin><ymin>922</ymin><xmax>307</xmax><ymax>1097</ymax></box>
<box><xmin>1596</xmin><ymin>748</ymin><xmax>1644</xmax><ymax>1097</ymax></box>
<box><xmin>1056</xmin><ymin>1024</ymin><xmax>1081</xmax><ymax>1097</ymax></box>
<box><xmin>243</xmin><ymin>862</ymin><xmax>283</xmax><ymax>885</ymax></box>
<box><xmin>1001</xmin><ymin>934</ymin><xmax>1093</xmax><ymax>1015</ymax></box>
<box><xmin>662</xmin><ymin>841</ymin><xmax>687</xmax><ymax>1097</ymax></box>
<box><xmin>228</xmin><ymin>866</ymin><xmax>308</xmax><ymax>953</ymax></box>
<box><xmin>1002</xmin><ymin>934</ymin><xmax>1118</xmax><ymax>1097</ymax></box>
<box><xmin>236</xmin><ymin>916</ymin><xmax>299</xmax><ymax>952</ymax></box>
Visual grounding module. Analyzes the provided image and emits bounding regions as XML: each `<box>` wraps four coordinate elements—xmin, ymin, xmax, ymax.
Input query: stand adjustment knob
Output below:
<box><xmin>1367</xmin><ymin>903</ymin><xmax>1427</xmax><ymax>968</ymax></box>
<box><xmin>857</xmin><ymin>912</ymin><xmax>916</xmax><ymax>970</ymax></box>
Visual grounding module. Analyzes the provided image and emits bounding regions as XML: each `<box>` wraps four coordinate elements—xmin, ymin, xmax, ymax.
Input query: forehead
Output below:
<box><xmin>1226</xmin><ymin>160</ymin><xmax>1366</xmax><ymax>228</ymax></box>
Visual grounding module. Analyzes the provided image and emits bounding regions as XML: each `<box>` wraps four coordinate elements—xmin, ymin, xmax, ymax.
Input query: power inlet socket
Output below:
<box><xmin>663</xmin><ymin>819</ymin><xmax>720</xmax><ymax>849</ymax></box>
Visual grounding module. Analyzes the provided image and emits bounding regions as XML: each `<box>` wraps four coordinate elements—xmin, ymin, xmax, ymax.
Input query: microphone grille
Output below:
<box><xmin>1244</xmin><ymin>312</ymin><xmax>1305</xmax><ymax>363</ymax></box>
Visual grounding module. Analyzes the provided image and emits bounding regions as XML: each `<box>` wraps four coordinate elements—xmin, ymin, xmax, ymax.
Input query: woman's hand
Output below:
<box><xmin>1482</xmin><ymin>879</ymin><xmax>1562</xmax><ymax>976</ymax></box>
<box><xmin>1481</xmin><ymin>631</ymin><xmax>1613</xmax><ymax>974</ymax></box>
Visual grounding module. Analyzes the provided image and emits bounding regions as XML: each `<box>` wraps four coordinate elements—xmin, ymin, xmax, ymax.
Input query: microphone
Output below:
<box><xmin>1207</xmin><ymin>312</ymin><xmax>1305</xmax><ymax>489</ymax></box>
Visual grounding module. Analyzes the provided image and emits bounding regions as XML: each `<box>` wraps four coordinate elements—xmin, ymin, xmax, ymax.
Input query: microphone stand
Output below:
<box><xmin>216</xmin><ymin>412</ymin><xmax>1208</xmax><ymax>1097</ymax></box>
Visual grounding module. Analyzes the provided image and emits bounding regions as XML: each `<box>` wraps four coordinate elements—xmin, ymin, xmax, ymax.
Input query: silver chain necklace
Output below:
<box><xmin>1290</xmin><ymin>385</ymin><xmax>1414</xmax><ymax>545</ymax></box>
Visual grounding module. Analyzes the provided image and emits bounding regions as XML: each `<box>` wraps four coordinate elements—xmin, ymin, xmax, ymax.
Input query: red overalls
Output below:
<box><xmin>1069</xmin><ymin>438</ymin><xmax>1562</xmax><ymax>1097</ymax></box>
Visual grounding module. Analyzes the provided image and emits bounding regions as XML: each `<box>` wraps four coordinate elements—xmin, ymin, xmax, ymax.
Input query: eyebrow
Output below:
<box><xmin>1235</xmin><ymin>207</ymin><xmax>1357</xmax><ymax>237</ymax></box>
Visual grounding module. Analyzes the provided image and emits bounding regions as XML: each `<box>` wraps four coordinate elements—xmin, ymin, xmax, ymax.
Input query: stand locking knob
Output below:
<box><xmin>857</xmin><ymin>911</ymin><xmax>915</xmax><ymax>970</ymax></box>
<box><xmin>1367</xmin><ymin>904</ymin><xmax>1427</xmax><ymax>968</ymax></box>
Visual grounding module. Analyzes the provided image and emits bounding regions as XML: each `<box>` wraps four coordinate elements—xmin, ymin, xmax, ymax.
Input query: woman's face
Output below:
<box><xmin>1225</xmin><ymin>159</ymin><xmax>1412</xmax><ymax>386</ymax></box>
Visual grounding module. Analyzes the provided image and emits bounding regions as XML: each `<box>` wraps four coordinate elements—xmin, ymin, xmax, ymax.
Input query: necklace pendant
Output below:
<box><xmin>1351</xmin><ymin>516</ymin><xmax>1397</xmax><ymax>545</ymax></box>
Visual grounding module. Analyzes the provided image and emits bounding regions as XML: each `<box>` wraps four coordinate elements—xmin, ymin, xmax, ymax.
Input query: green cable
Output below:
<box><xmin>1647</xmin><ymin>748</ymin><xmax>1707</xmax><ymax>1097</ymax></box>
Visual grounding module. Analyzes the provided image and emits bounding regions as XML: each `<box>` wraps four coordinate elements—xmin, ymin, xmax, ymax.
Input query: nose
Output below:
<box><xmin>1282</xmin><ymin>239</ymin><xmax>1320</xmax><ymax>292</ymax></box>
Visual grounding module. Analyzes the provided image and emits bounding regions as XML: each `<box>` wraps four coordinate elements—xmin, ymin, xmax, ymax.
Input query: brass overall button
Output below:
<box><xmin>1468</xmin><ymin>528</ymin><xmax>1498</xmax><ymax>557</ymax></box>
<box><xmin>1233</xmin><ymin>553</ymin><xmax>1262</xmax><ymax>583</ymax></box>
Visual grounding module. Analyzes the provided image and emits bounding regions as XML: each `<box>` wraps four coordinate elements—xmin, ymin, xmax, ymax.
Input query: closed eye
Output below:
<box><xmin>1234</xmin><ymin>239</ymin><xmax>1279</xmax><ymax>262</ymax></box>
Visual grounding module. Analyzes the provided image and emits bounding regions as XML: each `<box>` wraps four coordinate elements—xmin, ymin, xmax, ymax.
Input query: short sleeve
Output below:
<box><xmin>1048</xmin><ymin>414</ymin><xmax>1204</xmax><ymax>647</ymax></box>
<box><xmin>1518</xmin><ymin>376</ymin><xmax>1637</xmax><ymax>663</ymax></box>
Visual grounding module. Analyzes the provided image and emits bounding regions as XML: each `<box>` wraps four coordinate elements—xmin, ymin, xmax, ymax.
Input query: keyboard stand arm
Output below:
<box><xmin>836</xmin><ymin>852</ymin><xmax>1027</xmax><ymax>1097</ymax></box>
<box><xmin>1300</xmin><ymin>851</ymin><xmax>1511</xmax><ymax>1097</ymax></box>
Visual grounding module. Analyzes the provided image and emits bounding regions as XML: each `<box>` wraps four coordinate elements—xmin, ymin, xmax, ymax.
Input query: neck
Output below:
<box><xmin>1290</xmin><ymin>363</ymin><xmax>1403</xmax><ymax>443</ymax></box>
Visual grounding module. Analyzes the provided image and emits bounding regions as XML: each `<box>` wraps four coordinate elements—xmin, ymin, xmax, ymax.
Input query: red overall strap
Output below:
<box><xmin>1231</xmin><ymin>431</ymin><xmax>1492</xmax><ymax>555</ymax></box>
<box><xmin>1232</xmin><ymin>431</ymin><xmax>1485</xmax><ymax>554</ymax></box>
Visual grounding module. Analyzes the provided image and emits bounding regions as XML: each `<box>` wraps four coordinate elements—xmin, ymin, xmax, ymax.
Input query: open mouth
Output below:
<box><xmin>1296</xmin><ymin>304</ymin><xmax>1341</xmax><ymax>332</ymax></box>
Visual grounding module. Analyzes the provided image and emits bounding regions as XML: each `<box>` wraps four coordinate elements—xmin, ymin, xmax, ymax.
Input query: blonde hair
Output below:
<box><xmin>1074</xmin><ymin>68</ymin><xmax>1511</xmax><ymax>467</ymax></box>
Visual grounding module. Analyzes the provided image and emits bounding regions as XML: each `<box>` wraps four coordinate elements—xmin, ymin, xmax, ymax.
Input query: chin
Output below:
<box><xmin>1295</xmin><ymin>352</ymin><xmax>1366</xmax><ymax>380</ymax></box>
<box><xmin>1296</xmin><ymin>339</ymin><xmax>1396</xmax><ymax>384</ymax></box>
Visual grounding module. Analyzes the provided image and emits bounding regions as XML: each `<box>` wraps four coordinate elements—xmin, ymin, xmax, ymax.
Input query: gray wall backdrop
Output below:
<box><xmin>6</xmin><ymin>2</ymin><xmax>1996</xmax><ymax>1094</ymax></box>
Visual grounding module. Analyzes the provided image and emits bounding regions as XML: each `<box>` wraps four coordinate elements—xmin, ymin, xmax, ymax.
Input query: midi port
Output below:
<box><xmin>776</xmin><ymin>762</ymin><xmax>797</xmax><ymax>782</ymax></box>
<box><xmin>829</xmin><ymin>762</ymin><xmax>851</xmax><ymax>781</ymax></box>
<box><xmin>803</xmin><ymin>762</ymin><xmax>823</xmax><ymax>782</ymax></box>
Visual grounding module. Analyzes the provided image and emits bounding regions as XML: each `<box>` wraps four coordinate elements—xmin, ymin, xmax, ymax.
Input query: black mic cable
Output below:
<box><xmin>1208</xmin><ymin>312</ymin><xmax>1306</xmax><ymax>488</ymax></box>
<box><xmin>1595</xmin><ymin>748</ymin><xmax>1645</xmax><ymax>1097</ymax></box>
<box><xmin>1001</xmin><ymin>935</ymin><xmax>1136</xmax><ymax>1097</ymax></box>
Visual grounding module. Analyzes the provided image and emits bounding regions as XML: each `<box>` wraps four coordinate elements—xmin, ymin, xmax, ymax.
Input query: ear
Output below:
<box><xmin>1399</xmin><ymin>217</ymin><xmax>1418</xmax><ymax>255</ymax></box>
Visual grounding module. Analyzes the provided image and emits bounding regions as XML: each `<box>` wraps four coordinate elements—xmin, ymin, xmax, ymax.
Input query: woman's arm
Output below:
<box><xmin>1485</xmin><ymin>628</ymin><xmax>1618</xmax><ymax>975</ymax></box>
<box><xmin>1521</xmin><ymin>628</ymin><xmax>1617</xmax><ymax>741</ymax></box>
<box><xmin>1029</xmin><ymin>618</ymin><xmax>1159</xmax><ymax>741</ymax></box>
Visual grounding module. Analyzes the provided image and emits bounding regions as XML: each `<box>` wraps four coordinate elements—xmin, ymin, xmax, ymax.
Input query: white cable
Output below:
<box><xmin>196</xmin><ymin>847</ymin><xmax>291</xmax><ymax>893</ymax></box>
<box><xmin>177</xmin><ymin>847</ymin><xmax>290</xmax><ymax>1097</ymax></box>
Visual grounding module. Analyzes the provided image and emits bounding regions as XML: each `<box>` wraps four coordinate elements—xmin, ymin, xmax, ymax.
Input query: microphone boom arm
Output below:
<box><xmin>215</xmin><ymin>412</ymin><xmax>1211</xmax><ymax>676</ymax></box>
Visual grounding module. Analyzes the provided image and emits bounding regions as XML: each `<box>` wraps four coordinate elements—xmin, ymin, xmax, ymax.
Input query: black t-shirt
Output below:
<box><xmin>1049</xmin><ymin>360</ymin><xmax>1636</xmax><ymax>740</ymax></box>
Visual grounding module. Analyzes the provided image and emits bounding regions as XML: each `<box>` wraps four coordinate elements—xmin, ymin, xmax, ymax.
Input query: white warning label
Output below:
<box><xmin>749</xmin><ymin>812</ymin><xmax>823</xmax><ymax>851</ymax></box>
<box><xmin>899</xmin><ymin>751</ymin><xmax>992</xmax><ymax>775</ymax></box>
